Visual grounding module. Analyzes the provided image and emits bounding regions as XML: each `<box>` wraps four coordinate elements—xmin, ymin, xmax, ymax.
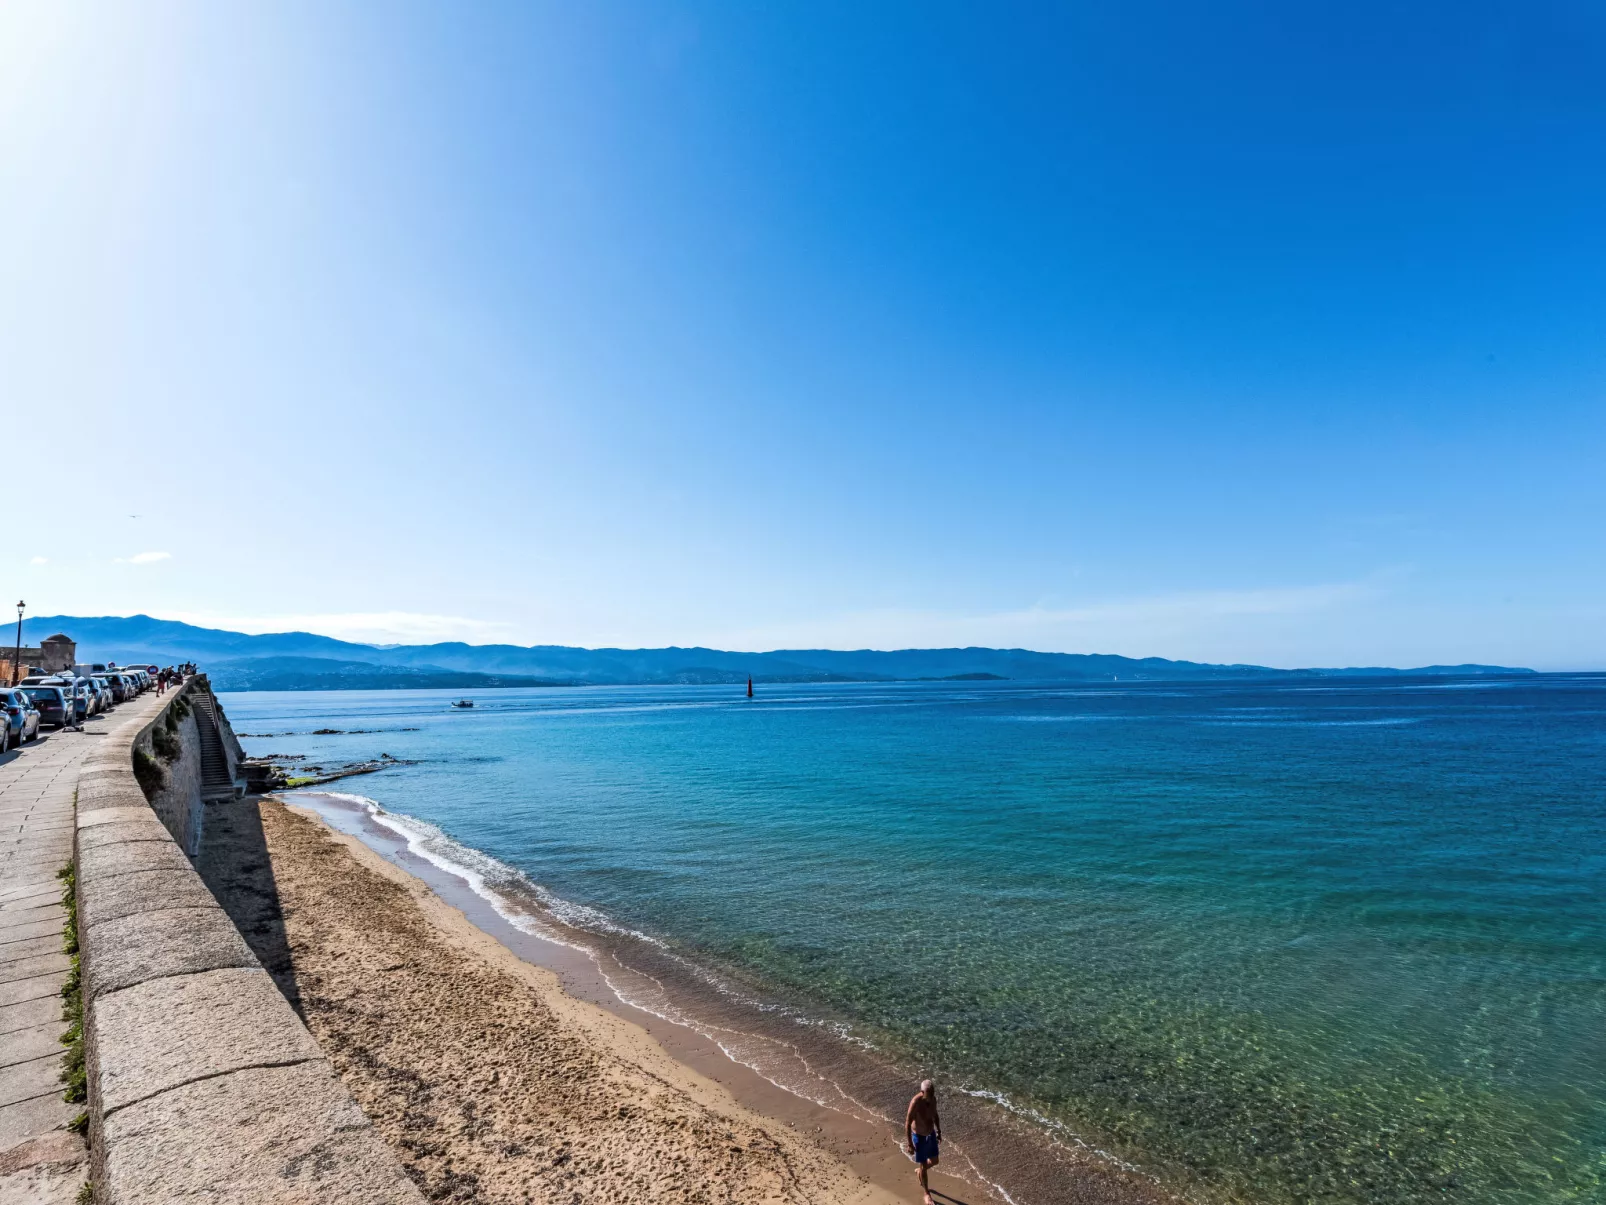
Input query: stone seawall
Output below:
<box><xmin>139</xmin><ymin>696</ymin><xmax>203</xmax><ymax>854</ymax></box>
<box><xmin>74</xmin><ymin>683</ymin><xmax>423</xmax><ymax>1203</ymax></box>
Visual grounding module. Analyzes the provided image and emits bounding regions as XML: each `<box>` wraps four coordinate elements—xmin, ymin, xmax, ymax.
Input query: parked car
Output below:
<box><xmin>91</xmin><ymin>677</ymin><xmax>113</xmax><ymax>711</ymax></box>
<box><xmin>103</xmin><ymin>675</ymin><xmax>130</xmax><ymax>704</ymax></box>
<box><xmin>0</xmin><ymin>689</ymin><xmax>39</xmax><ymax>750</ymax></box>
<box><xmin>20</xmin><ymin>684</ymin><xmax>72</xmax><ymax>729</ymax></box>
<box><xmin>66</xmin><ymin>678</ymin><xmax>96</xmax><ymax>721</ymax></box>
<box><xmin>32</xmin><ymin>676</ymin><xmax>95</xmax><ymax>722</ymax></box>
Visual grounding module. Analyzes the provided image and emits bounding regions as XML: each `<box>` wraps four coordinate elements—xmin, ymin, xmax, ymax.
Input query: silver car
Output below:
<box><xmin>43</xmin><ymin>677</ymin><xmax>96</xmax><ymax>722</ymax></box>
<box><xmin>0</xmin><ymin>689</ymin><xmax>40</xmax><ymax>750</ymax></box>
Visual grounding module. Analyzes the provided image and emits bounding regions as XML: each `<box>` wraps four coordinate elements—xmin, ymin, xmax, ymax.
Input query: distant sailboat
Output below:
<box><xmin>747</xmin><ymin>675</ymin><xmax>753</xmax><ymax>698</ymax></box>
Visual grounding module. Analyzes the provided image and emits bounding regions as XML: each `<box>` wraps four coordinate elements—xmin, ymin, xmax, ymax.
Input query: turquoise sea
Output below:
<box><xmin>223</xmin><ymin>676</ymin><xmax>1606</xmax><ymax>1205</ymax></box>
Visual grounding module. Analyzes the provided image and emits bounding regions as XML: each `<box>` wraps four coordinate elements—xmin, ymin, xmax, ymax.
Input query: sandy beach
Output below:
<box><xmin>192</xmin><ymin>794</ymin><xmax>930</xmax><ymax>1205</ymax></box>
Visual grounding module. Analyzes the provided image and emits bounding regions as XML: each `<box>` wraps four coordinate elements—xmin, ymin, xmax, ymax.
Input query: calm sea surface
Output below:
<box><xmin>222</xmin><ymin>676</ymin><xmax>1606</xmax><ymax>1205</ymax></box>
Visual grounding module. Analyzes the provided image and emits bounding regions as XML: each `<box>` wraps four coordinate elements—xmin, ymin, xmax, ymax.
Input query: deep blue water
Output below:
<box><xmin>223</xmin><ymin>676</ymin><xmax>1606</xmax><ymax>1205</ymax></box>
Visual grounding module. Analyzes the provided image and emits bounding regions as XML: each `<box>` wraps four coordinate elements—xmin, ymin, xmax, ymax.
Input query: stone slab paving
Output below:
<box><xmin>1</xmin><ymin>935</ymin><xmax>63</xmax><ymax>966</ymax></box>
<box><xmin>0</xmin><ymin>957</ymin><xmax>71</xmax><ymax>1005</ymax></box>
<box><xmin>0</xmin><ymin>994</ymin><xmax>60</xmax><ymax>1037</ymax></box>
<box><xmin>0</xmin><ymin>691</ymin><xmax>164</xmax><ymax>1202</ymax></box>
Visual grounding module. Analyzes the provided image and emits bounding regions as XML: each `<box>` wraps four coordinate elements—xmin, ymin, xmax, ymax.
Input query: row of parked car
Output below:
<box><xmin>0</xmin><ymin>664</ymin><xmax>163</xmax><ymax>753</ymax></box>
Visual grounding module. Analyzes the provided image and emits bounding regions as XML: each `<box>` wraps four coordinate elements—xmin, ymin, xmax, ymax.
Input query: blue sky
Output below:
<box><xmin>4</xmin><ymin>1</ymin><xmax>1603</xmax><ymax>667</ymax></box>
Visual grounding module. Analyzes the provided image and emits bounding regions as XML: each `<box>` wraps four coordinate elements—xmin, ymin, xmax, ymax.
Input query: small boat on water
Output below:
<box><xmin>451</xmin><ymin>699</ymin><xmax>474</xmax><ymax>709</ymax></box>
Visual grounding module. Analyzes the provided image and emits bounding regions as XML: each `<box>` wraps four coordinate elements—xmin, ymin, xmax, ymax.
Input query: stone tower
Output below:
<box><xmin>40</xmin><ymin>634</ymin><xmax>76</xmax><ymax>673</ymax></box>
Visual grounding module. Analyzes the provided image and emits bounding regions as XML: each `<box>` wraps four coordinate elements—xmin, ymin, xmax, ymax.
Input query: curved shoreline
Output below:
<box><xmin>282</xmin><ymin>789</ymin><xmax>1183</xmax><ymax>1205</ymax></box>
<box><xmin>213</xmin><ymin>791</ymin><xmax>913</xmax><ymax>1203</ymax></box>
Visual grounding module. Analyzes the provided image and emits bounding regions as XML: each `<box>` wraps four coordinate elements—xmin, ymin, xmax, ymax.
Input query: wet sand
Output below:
<box><xmin>194</xmin><ymin>795</ymin><xmax>932</xmax><ymax>1204</ymax></box>
<box><xmin>195</xmin><ymin>794</ymin><xmax>1180</xmax><ymax>1205</ymax></box>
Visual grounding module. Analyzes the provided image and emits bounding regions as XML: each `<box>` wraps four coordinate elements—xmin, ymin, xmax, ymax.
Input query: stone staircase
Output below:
<box><xmin>191</xmin><ymin>690</ymin><xmax>240</xmax><ymax>801</ymax></box>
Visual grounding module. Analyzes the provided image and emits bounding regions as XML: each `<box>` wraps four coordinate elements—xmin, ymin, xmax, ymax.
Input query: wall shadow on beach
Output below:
<box><xmin>193</xmin><ymin>796</ymin><xmax>306</xmax><ymax>1019</ymax></box>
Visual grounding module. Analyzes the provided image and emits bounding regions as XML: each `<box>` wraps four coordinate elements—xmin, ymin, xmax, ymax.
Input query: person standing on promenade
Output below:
<box><xmin>906</xmin><ymin>1079</ymin><xmax>942</xmax><ymax>1205</ymax></box>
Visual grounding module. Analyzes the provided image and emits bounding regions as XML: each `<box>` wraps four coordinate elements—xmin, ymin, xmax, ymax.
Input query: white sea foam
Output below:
<box><xmin>955</xmin><ymin>1085</ymin><xmax>1202</xmax><ymax>1202</ymax></box>
<box><xmin>307</xmin><ymin>792</ymin><xmax>888</xmax><ymax>1117</ymax></box>
<box><xmin>304</xmin><ymin>789</ymin><xmax>1151</xmax><ymax>1204</ymax></box>
<box><xmin>315</xmin><ymin>792</ymin><xmax>653</xmax><ymax>950</ymax></box>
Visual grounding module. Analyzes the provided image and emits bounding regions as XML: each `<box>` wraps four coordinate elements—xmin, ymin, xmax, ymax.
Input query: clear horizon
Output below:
<box><xmin>7</xmin><ymin>2</ymin><xmax>1604</xmax><ymax>671</ymax></box>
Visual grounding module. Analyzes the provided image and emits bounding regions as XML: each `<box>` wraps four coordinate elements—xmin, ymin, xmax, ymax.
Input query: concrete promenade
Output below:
<box><xmin>0</xmin><ymin>692</ymin><xmax>164</xmax><ymax>1202</ymax></box>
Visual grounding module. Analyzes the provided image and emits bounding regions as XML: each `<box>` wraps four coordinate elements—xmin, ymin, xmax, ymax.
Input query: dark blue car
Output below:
<box><xmin>20</xmin><ymin>685</ymin><xmax>72</xmax><ymax>729</ymax></box>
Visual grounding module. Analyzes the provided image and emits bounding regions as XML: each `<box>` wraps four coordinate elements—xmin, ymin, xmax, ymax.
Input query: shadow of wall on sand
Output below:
<box><xmin>192</xmin><ymin>796</ymin><xmax>306</xmax><ymax>1020</ymax></box>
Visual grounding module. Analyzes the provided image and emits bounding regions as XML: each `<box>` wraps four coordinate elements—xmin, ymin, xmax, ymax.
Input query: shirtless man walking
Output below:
<box><xmin>905</xmin><ymin>1079</ymin><xmax>942</xmax><ymax>1204</ymax></box>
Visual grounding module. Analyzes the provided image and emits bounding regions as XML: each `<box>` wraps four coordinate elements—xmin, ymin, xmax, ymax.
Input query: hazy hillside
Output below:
<box><xmin>28</xmin><ymin>615</ymin><xmax>1536</xmax><ymax>690</ymax></box>
<box><xmin>199</xmin><ymin>657</ymin><xmax>571</xmax><ymax>693</ymax></box>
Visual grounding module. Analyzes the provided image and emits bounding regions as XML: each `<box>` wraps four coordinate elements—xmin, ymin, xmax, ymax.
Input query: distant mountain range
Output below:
<box><xmin>21</xmin><ymin>614</ymin><xmax>1536</xmax><ymax>691</ymax></box>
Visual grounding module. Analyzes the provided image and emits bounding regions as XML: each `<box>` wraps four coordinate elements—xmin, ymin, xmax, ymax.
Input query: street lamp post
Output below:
<box><xmin>12</xmin><ymin>601</ymin><xmax>23</xmax><ymax>688</ymax></box>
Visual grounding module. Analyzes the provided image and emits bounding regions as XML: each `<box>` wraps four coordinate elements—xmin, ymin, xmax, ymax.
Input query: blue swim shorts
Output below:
<box><xmin>911</xmin><ymin>1132</ymin><xmax>940</xmax><ymax>1165</ymax></box>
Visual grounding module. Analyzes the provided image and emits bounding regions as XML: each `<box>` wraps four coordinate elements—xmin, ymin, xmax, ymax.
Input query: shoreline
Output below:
<box><xmin>277</xmin><ymin>791</ymin><xmax>988</xmax><ymax>1204</ymax></box>
<box><xmin>204</xmin><ymin>791</ymin><xmax>938</xmax><ymax>1203</ymax></box>
<box><xmin>274</xmin><ymin>789</ymin><xmax>1182</xmax><ymax>1205</ymax></box>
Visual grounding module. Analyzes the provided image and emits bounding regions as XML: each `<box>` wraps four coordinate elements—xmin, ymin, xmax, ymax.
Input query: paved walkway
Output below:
<box><xmin>0</xmin><ymin>691</ymin><xmax>164</xmax><ymax>1201</ymax></box>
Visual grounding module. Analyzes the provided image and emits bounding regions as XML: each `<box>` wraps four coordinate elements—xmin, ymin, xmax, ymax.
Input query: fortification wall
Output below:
<box><xmin>73</xmin><ymin>683</ymin><xmax>423</xmax><ymax>1203</ymax></box>
<box><xmin>137</xmin><ymin>690</ymin><xmax>205</xmax><ymax>854</ymax></box>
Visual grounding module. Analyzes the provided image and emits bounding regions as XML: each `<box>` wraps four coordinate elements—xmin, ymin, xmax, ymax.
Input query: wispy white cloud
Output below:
<box><xmin>715</xmin><ymin>581</ymin><xmax>1384</xmax><ymax>659</ymax></box>
<box><xmin>114</xmin><ymin>551</ymin><xmax>171</xmax><ymax>565</ymax></box>
<box><xmin>155</xmin><ymin>610</ymin><xmax>513</xmax><ymax>646</ymax></box>
<box><xmin>156</xmin><ymin>581</ymin><xmax>1381</xmax><ymax>658</ymax></box>
<box><xmin>29</xmin><ymin>556</ymin><xmax>46</xmax><ymax>565</ymax></box>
